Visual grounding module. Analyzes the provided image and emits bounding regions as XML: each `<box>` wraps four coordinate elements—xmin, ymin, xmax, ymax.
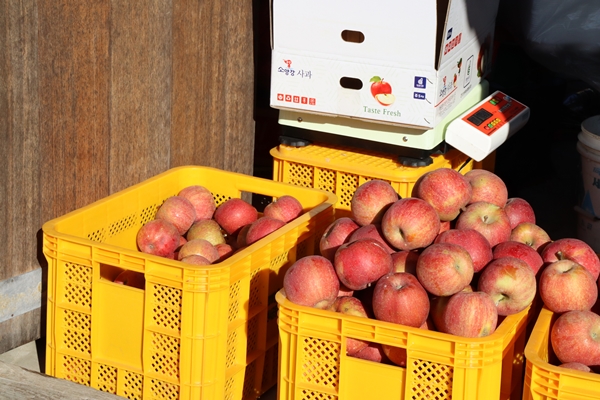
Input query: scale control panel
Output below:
<box><xmin>445</xmin><ymin>91</ymin><xmax>530</xmax><ymax>161</ymax></box>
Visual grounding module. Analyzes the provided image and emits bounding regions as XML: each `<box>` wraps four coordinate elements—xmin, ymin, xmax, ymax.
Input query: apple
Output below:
<box><xmin>477</xmin><ymin>256</ymin><xmax>536</xmax><ymax>316</ymax></box>
<box><xmin>382</xmin><ymin>345</ymin><xmax>408</xmax><ymax>367</ymax></box>
<box><xmin>213</xmin><ymin>198</ymin><xmax>258</xmax><ymax>236</ymax></box>
<box><xmin>492</xmin><ymin>240</ymin><xmax>544</xmax><ymax>275</ymax></box>
<box><xmin>541</xmin><ymin>238</ymin><xmax>600</xmax><ymax>280</ymax></box>
<box><xmin>559</xmin><ymin>362</ymin><xmax>592</xmax><ymax>372</ymax></box>
<box><xmin>245</xmin><ymin>216</ymin><xmax>286</xmax><ymax>246</ymax></box>
<box><xmin>236</xmin><ymin>224</ymin><xmax>251</xmax><ymax>249</ymax></box>
<box><xmin>504</xmin><ymin>197</ymin><xmax>536</xmax><ymax>229</ymax></box>
<box><xmin>350</xmin><ymin>180</ymin><xmax>399</xmax><ymax>227</ymax></box>
<box><xmin>186</xmin><ymin>219</ymin><xmax>226</xmax><ymax>246</ymax></box>
<box><xmin>180</xmin><ymin>254</ymin><xmax>212</xmax><ymax>266</ymax></box>
<box><xmin>353</xmin><ymin>342</ymin><xmax>388</xmax><ymax>363</ymax></box>
<box><xmin>263</xmin><ymin>195</ymin><xmax>303</xmax><ymax>223</ymax></box>
<box><xmin>412</xmin><ymin>168</ymin><xmax>472</xmax><ymax>221</ymax></box>
<box><xmin>439</xmin><ymin>220</ymin><xmax>451</xmax><ymax>234</ymax></box>
<box><xmin>455</xmin><ymin>201</ymin><xmax>512</xmax><ymax>247</ymax></box>
<box><xmin>370</xmin><ymin>76</ymin><xmax>392</xmax><ymax>97</ymax></box>
<box><xmin>464</xmin><ymin>169</ymin><xmax>508</xmax><ymax>208</ymax></box>
<box><xmin>114</xmin><ymin>270</ymin><xmax>145</xmax><ymax>289</ymax></box>
<box><xmin>177</xmin><ymin>185</ymin><xmax>216</xmax><ymax>222</ymax></box>
<box><xmin>551</xmin><ymin>310</ymin><xmax>600</xmax><ymax>367</ymax></box>
<box><xmin>282</xmin><ymin>255</ymin><xmax>340</xmax><ymax>309</ymax></box>
<box><xmin>434</xmin><ymin>228</ymin><xmax>492</xmax><ymax>273</ymax></box>
<box><xmin>415</xmin><ymin>242</ymin><xmax>474</xmax><ymax>297</ymax></box>
<box><xmin>381</xmin><ymin>198</ymin><xmax>441</xmax><ymax>251</ymax></box>
<box><xmin>334</xmin><ymin>238</ymin><xmax>393</xmax><ymax>290</ymax></box>
<box><xmin>348</xmin><ymin>224</ymin><xmax>395</xmax><ymax>254</ymax></box>
<box><xmin>510</xmin><ymin>222</ymin><xmax>552</xmax><ymax>251</ymax></box>
<box><xmin>136</xmin><ymin>219</ymin><xmax>181</xmax><ymax>258</ymax></box>
<box><xmin>375</xmin><ymin>93</ymin><xmax>396</xmax><ymax>106</ymax></box>
<box><xmin>391</xmin><ymin>250</ymin><xmax>419</xmax><ymax>275</ymax></box>
<box><xmin>372</xmin><ymin>272</ymin><xmax>430</xmax><ymax>328</ymax></box>
<box><xmin>177</xmin><ymin>238</ymin><xmax>220</xmax><ymax>263</ymax></box>
<box><xmin>539</xmin><ymin>260</ymin><xmax>598</xmax><ymax>313</ymax></box>
<box><xmin>333</xmin><ymin>296</ymin><xmax>370</xmax><ymax>356</ymax></box>
<box><xmin>155</xmin><ymin>196</ymin><xmax>197</xmax><ymax>235</ymax></box>
<box><xmin>431</xmin><ymin>291</ymin><xmax>498</xmax><ymax>338</ymax></box>
<box><xmin>215</xmin><ymin>243</ymin><xmax>234</xmax><ymax>261</ymax></box>
<box><xmin>319</xmin><ymin>217</ymin><xmax>360</xmax><ymax>261</ymax></box>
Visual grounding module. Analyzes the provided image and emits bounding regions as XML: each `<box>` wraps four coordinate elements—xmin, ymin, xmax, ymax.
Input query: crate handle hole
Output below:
<box><xmin>100</xmin><ymin>264</ymin><xmax>145</xmax><ymax>290</ymax></box>
<box><xmin>341</xmin><ymin>30</ymin><xmax>364</xmax><ymax>43</ymax></box>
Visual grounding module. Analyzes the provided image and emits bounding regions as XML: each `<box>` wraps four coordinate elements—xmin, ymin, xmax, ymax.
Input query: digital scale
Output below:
<box><xmin>277</xmin><ymin>81</ymin><xmax>530</xmax><ymax>166</ymax></box>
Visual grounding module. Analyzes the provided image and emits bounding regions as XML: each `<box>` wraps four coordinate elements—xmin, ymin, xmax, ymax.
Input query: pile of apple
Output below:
<box><xmin>281</xmin><ymin>167</ymin><xmax>600</xmax><ymax>368</ymax></box>
<box><xmin>117</xmin><ymin>186</ymin><xmax>305</xmax><ymax>288</ymax></box>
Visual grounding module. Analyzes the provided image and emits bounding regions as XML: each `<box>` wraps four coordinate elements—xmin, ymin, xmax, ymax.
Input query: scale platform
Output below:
<box><xmin>278</xmin><ymin>81</ymin><xmax>489</xmax><ymax>166</ymax></box>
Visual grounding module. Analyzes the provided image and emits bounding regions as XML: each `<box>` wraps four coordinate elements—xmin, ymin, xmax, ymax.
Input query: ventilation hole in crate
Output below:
<box><xmin>301</xmin><ymin>338</ymin><xmax>340</xmax><ymax>388</ymax></box>
<box><xmin>151</xmin><ymin>284</ymin><xmax>182</xmax><ymax>333</ymax></box>
<box><xmin>300</xmin><ymin>389</ymin><xmax>338</xmax><ymax>400</ymax></box>
<box><xmin>228</xmin><ymin>281</ymin><xmax>241</xmax><ymax>323</ymax></box>
<box><xmin>139</xmin><ymin>204</ymin><xmax>160</xmax><ymax>225</ymax></box>
<box><xmin>65</xmin><ymin>283</ymin><xmax>93</xmax><ymax>309</ymax></box>
<box><xmin>65</xmin><ymin>262</ymin><xmax>93</xmax><ymax>285</ymax></box>
<box><xmin>289</xmin><ymin>163</ymin><xmax>314</xmax><ymax>188</ymax></box>
<box><xmin>62</xmin><ymin>355</ymin><xmax>91</xmax><ymax>386</ymax></box>
<box><xmin>150</xmin><ymin>332</ymin><xmax>180</xmax><ymax>379</ymax></box>
<box><xmin>149</xmin><ymin>379</ymin><xmax>179</xmax><ymax>399</ymax></box>
<box><xmin>108</xmin><ymin>213</ymin><xmax>137</xmax><ymax>238</ymax></box>
<box><xmin>316</xmin><ymin>168</ymin><xmax>336</xmax><ymax>194</ymax></box>
<box><xmin>226</xmin><ymin>331</ymin><xmax>238</xmax><ymax>369</ymax></box>
<box><xmin>63</xmin><ymin>310</ymin><xmax>91</xmax><ymax>355</ymax></box>
<box><xmin>213</xmin><ymin>193</ymin><xmax>231</xmax><ymax>207</ymax></box>
<box><xmin>96</xmin><ymin>364</ymin><xmax>117</xmax><ymax>394</ymax></box>
<box><xmin>87</xmin><ymin>228</ymin><xmax>107</xmax><ymax>243</ymax></box>
<box><xmin>270</xmin><ymin>251</ymin><xmax>289</xmax><ymax>272</ymax></box>
<box><xmin>246</xmin><ymin>316</ymin><xmax>260</xmax><ymax>355</ymax></box>
<box><xmin>224</xmin><ymin>376</ymin><xmax>236</xmax><ymax>400</ymax></box>
<box><xmin>410</xmin><ymin>360</ymin><xmax>453</xmax><ymax>400</ymax></box>
<box><xmin>248</xmin><ymin>268</ymin><xmax>263</xmax><ymax>311</ymax></box>
<box><xmin>243</xmin><ymin>358</ymin><xmax>258</xmax><ymax>399</ymax></box>
<box><xmin>123</xmin><ymin>371</ymin><xmax>143</xmax><ymax>400</ymax></box>
<box><xmin>339</xmin><ymin>174</ymin><xmax>360</xmax><ymax>208</ymax></box>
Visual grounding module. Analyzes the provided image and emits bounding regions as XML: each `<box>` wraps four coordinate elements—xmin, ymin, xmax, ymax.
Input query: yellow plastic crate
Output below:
<box><xmin>271</xmin><ymin>143</ymin><xmax>476</xmax><ymax>214</ymax></box>
<box><xmin>276</xmin><ymin>290</ymin><xmax>529</xmax><ymax>400</ymax></box>
<box><xmin>523</xmin><ymin>306</ymin><xmax>600</xmax><ymax>400</ymax></box>
<box><xmin>42</xmin><ymin>166</ymin><xmax>336</xmax><ymax>400</ymax></box>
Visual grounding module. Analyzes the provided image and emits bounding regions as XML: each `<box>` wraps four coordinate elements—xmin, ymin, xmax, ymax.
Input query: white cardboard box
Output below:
<box><xmin>269</xmin><ymin>0</ymin><xmax>500</xmax><ymax>129</ymax></box>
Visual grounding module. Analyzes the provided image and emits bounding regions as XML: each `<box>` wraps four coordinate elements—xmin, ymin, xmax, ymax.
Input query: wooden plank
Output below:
<box><xmin>0</xmin><ymin>360</ymin><xmax>122</xmax><ymax>399</ymax></box>
<box><xmin>0</xmin><ymin>309</ymin><xmax>41</xmax><ymax>355</ymax></box>
<box><xmin>38</xmin><ymin>0</ymin><xmax>111</xmax><ymax>221</ymax></box>
<box><xmin>171</xmin><ymin>0</ymin><xmax>255</xmax><ymax>174</ymax></box>
<box><xmin>0</xmin><ymin>269</ymin><xmax>42</xmax><ymax>324</ymax></box>
<box><xmin>0</xmin><ymin>0</ymin><xmax>42</xmax><ymax>282</ymax></box>
<box><xmin>108</xmin><ymin>0</ymin><xmax>172</xmax><ymax>193</ymax></box>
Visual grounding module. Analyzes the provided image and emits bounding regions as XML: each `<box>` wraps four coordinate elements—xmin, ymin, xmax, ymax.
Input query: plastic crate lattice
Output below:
<box><xmin>62</xmin><ymin>354</ymin><xmax>92</xmax><ymax>386</ymax></box>
<box><xmin>123</xmin><ymin>370</ymin><xmax>144</xmax><ymax>400</ymax></box>
<box><xmin>149</xmin><ymin>378</ymin><xmax>179</xmax><ymax>399</ymax></box>
<box><xmin>150</xmin><ymin>284</ymin><xmax>182</xmax><ymax>333</ymax></box>
<box><xmin>63</xmin><ymin>309</ymin><xmax>91</xmax><ymax>355</ymax></box>
<box><xmin>301</xmin><ymin>338</ymin><xmax>340</xmax><ymax>388</ymax></box>
<box><xmin>150</xmin><ymin>332</ymin><xmax>180</xmax><ymax>379</ymax></box>
<box><xmin>96</xmin><ymin>363</ymin><xmax>117</xmax><ymax>394</ymax></box>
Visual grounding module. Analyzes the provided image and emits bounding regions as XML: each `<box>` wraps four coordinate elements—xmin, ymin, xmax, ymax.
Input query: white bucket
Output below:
<box><xmin>577</xmin><ymin>115</ymin><xmax>600</xmax><ymax>218</ymax></box>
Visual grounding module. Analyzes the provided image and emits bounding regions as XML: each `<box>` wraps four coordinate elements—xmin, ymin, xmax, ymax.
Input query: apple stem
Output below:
<box><xmin>555</xmin><ymin>250</ymin><xmax>565</xmax><ymax>260</ymax></box>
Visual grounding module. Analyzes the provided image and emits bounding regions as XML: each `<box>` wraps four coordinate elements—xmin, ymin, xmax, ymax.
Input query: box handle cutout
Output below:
<box><xmin>341</xmin><ymin>30</ymin><xmax>364</xmax><ymax>43</ymax></box>
<box><xmin>340</xmin><ymin>77</ymin><xmax>363</xmax><ymax>90</ymax></box>
<box><xmin>101</xmin><ymin>264</ymin><xmax>146</xmax><ymax>290</ymax></box>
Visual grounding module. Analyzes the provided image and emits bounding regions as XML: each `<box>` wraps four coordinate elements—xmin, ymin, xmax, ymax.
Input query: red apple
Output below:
<box><xmin>155</xmin><ymin>196</ymin><xmax>197</xmax><ymax>235</ymax></box>
<box><xmin>391</xmin><ymin>250</ymin><xmax>419</xmax><ymax>275</ymax></box>
<box><xmin>177</xmin><ymin>238</ymin><xmax>219</xmax><ymax>263</ymax></box>
<box><xmin>245</xmin><ymin>216</ymin><xmax>286</xmax><ymax>246</ymax></box>
<box><xmin>350</xmin><ymin>180</ymin><xmax>399</xmax><ymax>227</ymax></box>
<box><xmin>263</xmin><ymin>195</ymin><xmax>303</xmax><ymax>223</ymax></box>
<box><xmin>431</xmin><ymin>291</ymin><xmax>498</xmax><ymax>338</ymax></box>
<box><xmin>477</xmin><ymin>256</ymin><xmax>536</xmax><ymax>316</ymax></box>
<box><xmin>353</xmin><ymin>342</ymin><xmax>388</xmax><ymax>363</ymax></box>
<box><xmin>504</xmin><ymin>197</ymin><xmax>536</xmax><ymax>229</ymax></box>
<box><xmin>370</xmin><ymin>76</ymin><xmax>392</xmax><ymax>97</ymax></box>
<box><xmin>236</xmin><ymin>224</ymin><xmax>251</xmax><ymax>249</ymax></box>
<box><xmin>136</xmin><ymin>219</ymin><xmax>181</xmax><ymax>258</ymax></box>
<box><xmin>439</xmin><ymin>220</ymin><xmax>451</xmax><ymax>234</ymax></box>
<box><xmin>186</xmin><ymin>219</ymin><xmax>226</xmax><ymax>246</ymax></box>
<box><xmin>381</xmin><ymin>198</ymin><xmax>441</xmax><ymax>251</ymax></box>
<box><xmin>372</xmin><ymin>272</ymin><xmax>430</xmax><ymax>328</ymax></box>
<box><xmin>180</xmin><ymin>254</ymin><xmax>212</xmax><ymax>266</ymax></box>
<box><xmin>559</xmin><ymin>362</ymin><xmax>592</xmax><ymax>372</ymax></box>
<box><xmin>541</xmin><ymin>238</ymin><xmax>600</xmax><ymax>280</ymax></box>
<box><xmin>333</xmin><ymin>296</ymin><xmax>370</xmax><ymax>356</ymax></box>
<box><xmin>415</xmin><ymin>242</ymin><xmax>474</xmax><ymax>297</ymax></box>
<box><xmin>551</xmin><ymin>310</ymin><xmax>600</xmax><ymax>366</ymax></box>
<box><xmin>455</xmin><ymin>201</ymin><xmax>512</xmax><ymax>247</ymax></box>
<box><xmin>213</xmin><ymin>198</ymin><xmax>258</xmax><ymax>236</ymax></box>
<box><xmin>412</xmin><ymin>168</ymin><xmax>472</xmax><ymax>221</ymax></box>
<box><xmin>435</xmin><ymin>228</ymin><xmax>492</xmax><ymax>273</ymax></box>
<box><xmin>464</xmin><ymin>169</ymin><xmax>508</xmax><ymax>208</ymax></box>
<box><xmin>319</xmin><ymin>217</ymin><xmax>360</xmax><ymax>261</ymax></box>
<box><xmin>114</xmin><ymin>270</ymin><xmax>145</xmax><ymax>289</ymax></box>
<box><xmin>382</xmin><ymin>345</ymin><xmax>407</xmax><ymax>367</ymax></box>
<box><xmin>177</xmin><ymin>185</ymin><xmax>216</xmax><ymax>222</ymax></box>
<box><xmin>215</xmin><ymin>243</ymin><xmax>234</xmax><ymax>261</ymax></box>
<box><xmin>282</xmin><ymin>255</ymin><xmax>340</xmax><ymax>309</ymax></box>
<box><xmin>492</xmin><ymin>240</ymin><xmax>544</xmax><ymax>275</ymax></box>
<box><xmin>510</xmin><ymin>222</ymin><xmax>552</xmax><ymax>251</ymax></box>
<box><xmin>348</xmin><ymin>224</ymin><xmax>395</xmax><ymax>254</ymax></box>
<box><xmin>334</xmin><ymin>238</ymin><xmax>393</xmax><ymax>290</ymax></box>
<box><xmin>539</xmin><ymin>260</ymin><xmax>598</xmax><ymax>313</ymax></box>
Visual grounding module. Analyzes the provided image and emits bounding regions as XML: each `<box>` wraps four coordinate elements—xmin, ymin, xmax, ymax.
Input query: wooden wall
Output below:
<box><xmin>0</xmin><ymin>0</ymin><xmax>256</xmax><ymax>353</ymax></box>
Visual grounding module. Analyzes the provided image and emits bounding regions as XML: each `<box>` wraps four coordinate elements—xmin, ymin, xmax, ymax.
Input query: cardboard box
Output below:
<box><xmin>269</xmin><ymin>0</ymin><xmax>500</xmax><ymax>129</ymax></box>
